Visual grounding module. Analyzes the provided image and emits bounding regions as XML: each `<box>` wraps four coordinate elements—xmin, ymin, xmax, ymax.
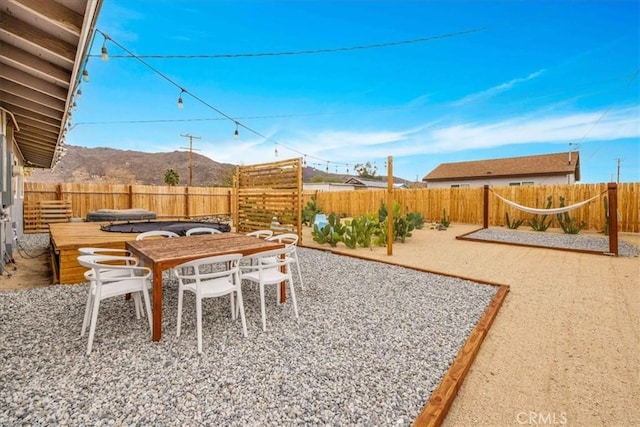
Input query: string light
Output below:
<box><xmin>101</xmin><ymin>34</ymin><xmax>109</xmax><ymax>62</ymax></box>
<box><xmin>274</xmin><ymin>146</ymin><xmax>278</xmax><ymax>157</ymax></box>
<box><xmin>234</xmin><ymin>122</ymin><xmax>239</xmax><ymax>139</ymax></box>
<box><xmin>177</xmin><ymin>89</ymin><xmax>185</xmax><ymax>109</ymax></box>
<box><xmin>72</xmin><ymin>101</ymin><xmax>77</xmax><ymax>111</ymax></box>
<box><xmin>93</xmin><ymin>29</ymin><xmax>383</xmax><ymax>174</ymax></box>
<box><xmin>92</xmin><ymin>27</ymin><xmax>487</xmax><ymax>60</ymax></box>
<box><xmin>82</xmin><ymin>69</ymin><xmax>89</xmax><ymax>82</ymax></box>
<box><xmin>76</xmin><ymin>89</ymin><xmax>82</xmax><ymax>99</ymax></box>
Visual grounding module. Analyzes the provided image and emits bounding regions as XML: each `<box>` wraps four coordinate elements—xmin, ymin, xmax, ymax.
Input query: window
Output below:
<box><xmin>522</xmin><ymin>181</ymin><xmax>534</xmax><ymax>186</ymax></box>
<box><xmin>509</xmin><ymin>182</ymin><xmax>521</xmax><ymax>186</ymax></box>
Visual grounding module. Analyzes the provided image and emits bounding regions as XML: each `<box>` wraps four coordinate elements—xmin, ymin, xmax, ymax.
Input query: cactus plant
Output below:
<box><xmin>529</xmin><ymin>196</ymin><xmax>553</xmax><ymax>231</ymax></box>
<box><xmin>556</xmin><ymin>196</ymin><xmax>586</xmax><ymax>234</ymax></box>
<box><xmin>505</xmin><ymin>212</ymin><xmax>525</xmax><ymax>229</ymax></box>
<box><xmin>440</xmin><ymin>209</ymin><xmax>450</xmax><ymax>228</ymax></box>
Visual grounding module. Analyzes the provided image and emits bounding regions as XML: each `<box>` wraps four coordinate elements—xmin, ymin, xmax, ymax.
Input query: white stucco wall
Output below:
<box><xmin>425</xmin><ymin>174</ymin><xmax>575</xmax><ymax>188</ymax></box>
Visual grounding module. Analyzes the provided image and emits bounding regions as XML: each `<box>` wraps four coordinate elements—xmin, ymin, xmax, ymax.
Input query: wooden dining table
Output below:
<box><xmin>126</xmin><ymin>232</ymin><xmax>285</xmax><ymax>341</ymax></box>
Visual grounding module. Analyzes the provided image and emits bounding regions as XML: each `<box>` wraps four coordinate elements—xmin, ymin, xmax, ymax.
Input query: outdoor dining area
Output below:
<box><xmin>78</xmin><ymin>228</ymin><xmax>302</xmax><ymax>353</ymax></box>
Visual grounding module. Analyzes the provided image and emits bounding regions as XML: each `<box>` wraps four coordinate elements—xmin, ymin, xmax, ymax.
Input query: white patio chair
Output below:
<box><xmin>240</xmin><ymin>246</ymin><xmax>299</xmax><ymax>331</ymax></box>
<box><xmin>78</xmin><ymin>254</ymin><xmax>152</xmax><ymax>355</ymax></box>
<box><xmin>78</xmin><ymin>248</ymin><xmax>145</xmax><ymax>317</ymax></box>
<box><xmin>265</xmin><ymin>233</ymin><xmax>304</xmax><ymax>290</ymax></box>
<box><xmin>175</xmin><ymin>253</ymin><xmax>247</xmax><ymax>353</ymax></box>
<box><xmin>185</xmin><ymin>227</ymin><xmax>222</xmax><ymax>236</ymax></box>
<box><xmin>136</xmin><ymin>230</ymin><xmax>180</xmax><ymax>240</ymax></box>
<box><xmin>246</xmin><ymin>230</ymin><xmax>273</xmax><ymax>239</ymax></box>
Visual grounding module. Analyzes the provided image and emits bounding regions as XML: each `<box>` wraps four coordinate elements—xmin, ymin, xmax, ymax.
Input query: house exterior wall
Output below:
<box><xmin>303</xmin><ymin>183</ymin><xmax>357</xmax><ymax>192</ymax></box>
<box><xmin>426</xmin><ymin>173</ymin><xmax>575</xmax><ymax>188</ymax></box>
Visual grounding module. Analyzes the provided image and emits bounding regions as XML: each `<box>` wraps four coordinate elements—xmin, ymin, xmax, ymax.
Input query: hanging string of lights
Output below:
<box><xmin>90</xmin><ymin>27</ymin><xmax>488</xmax><ymax>60</ymax></box>
<box><xmin>92</xmin><ymin>29</ymin><xmax>383</xmax><ymax>172</ymax></box>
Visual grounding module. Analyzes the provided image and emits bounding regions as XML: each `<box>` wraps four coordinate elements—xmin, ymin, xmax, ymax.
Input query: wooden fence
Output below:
<box><xmin>24</xmin><ymin>182</ymin><xmax>232</xmax><ymax>230</ymax></box>
<box><xmin>303</xmin><ymin>183</ymin><xmax>639</xmax><ymax>233</ymax></box>
<box><xmin>23</xmin><ymin>182</ymin><xmax>639</xmax><ymax>233</ymax></box>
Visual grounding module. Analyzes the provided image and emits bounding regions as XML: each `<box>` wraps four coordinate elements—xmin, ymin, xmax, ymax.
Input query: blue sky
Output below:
<box><xmin>70</xmin><ymin>0</ymin><xmax>640</xmax><ymax>183</ymax></box>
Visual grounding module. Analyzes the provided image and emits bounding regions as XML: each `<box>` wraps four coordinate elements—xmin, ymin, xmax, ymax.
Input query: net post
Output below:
<box><xmin>608</xmin><ymin>182</ymin><xmax>618</xmax><ymax>256</ymax></box>
<box><xmin>483</xmin><ymin>185</ymin><xmax>489</xmax><ymax>229</ymax></box>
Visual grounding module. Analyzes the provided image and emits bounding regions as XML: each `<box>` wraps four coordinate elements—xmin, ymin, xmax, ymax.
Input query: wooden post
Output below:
<box><xmin>296</xmin><ymin>157</ymin><xmax>303</xmax><ymax>244</ymax></box>
<box><xmin>608</xmin><ymin>182</ymin><xmax>618</xmax><ymax>256</ymax></box>
<box><xmin>184</xmin><ymin>186</ymin><xmax>190</xmax><ymax>219</ymax></box>
<box><xmin>483</xmin><ymin>185</ymin><xmax>489</xmax><ymax>229</ymax></box>
<box><xmin>387</xmin><ymin>156</ymin><xmax>393</xmax><ymax>256</ymax></box>
<box><xmin>128</xmin><ymin>185</ymin><xmax>133</xmax><ymax>209</ymax></box>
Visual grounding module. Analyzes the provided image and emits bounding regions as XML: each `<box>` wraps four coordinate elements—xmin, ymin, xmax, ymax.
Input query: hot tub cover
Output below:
<box><xmin>87</xmin><ymin>209</ymin><xmax>157</xmax><ymax>222</ymax></box>
<box><xmin>100</xmin><ymin>221</ymin><xmax>230</xmax><ymax>236</ymax></box>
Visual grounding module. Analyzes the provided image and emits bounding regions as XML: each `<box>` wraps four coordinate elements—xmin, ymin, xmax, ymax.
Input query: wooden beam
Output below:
<box><xmin>9</xmin><ymin>104</ymin><xmax>62</xmax><ymax>127</ymax></box>
<box><xmin>10</xmin><ymin>114</ymin><xmax>60</xmax><ymax>134</ymax></box>
<box><xmin>0</xmin><ymin>43</ymin><xmax>71</xmax><ymax>85</ymax></box>
<box><xmin>0</xmin><ymin>91</ymin><xmax>64</xmax><ymax>120</ymax></box>
<box><xmin>0</xmin><ymin>13</ymin><xmax>76</xmax><ymax>64</ymax></box>
<box><xmin>0</xmin><ymin>63</ymin><xmax>68</xmax><ymax>100</ymax></box>
<box><xmin>0</xmin><ymin>78</ymin><xmax>66</xmax><ymax>111</ymax></box>
<box><xmin>11</xmin><ymin>0</ymin><xmax>83</xmax><ymax>36</ymax></box>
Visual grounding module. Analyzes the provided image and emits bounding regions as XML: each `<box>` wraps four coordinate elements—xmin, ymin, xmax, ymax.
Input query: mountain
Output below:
<box><xmin>26</xmin><ymin>145</ymin><xmax>416</xmax><ymax>186</ymax></box>
<box><xmin>27</xmin><ymin>145</ymin><xmax>237</xmax><ymax>186</ymax></box>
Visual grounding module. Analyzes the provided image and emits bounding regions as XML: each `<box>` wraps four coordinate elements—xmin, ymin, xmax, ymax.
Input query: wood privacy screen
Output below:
<box><xmin>23</xmin><ymin>181</ymin><xmax>638</xmax><ymax>233</ymax></box>
<box><xmin>234</xmin><ymin>158</ymin><xmax>303</xmax><ymax>235</ymax></box>
<box><xmin>23</xmin><ymin>200</ymin><xmax>72</xmax><ymax>233</ymax></box>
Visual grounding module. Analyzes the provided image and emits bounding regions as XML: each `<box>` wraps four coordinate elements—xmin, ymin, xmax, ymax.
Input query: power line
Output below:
<box><xmin>91</xmin><ymin>27</ymin><xmax>488</xmax><ymax>60</ymax></box>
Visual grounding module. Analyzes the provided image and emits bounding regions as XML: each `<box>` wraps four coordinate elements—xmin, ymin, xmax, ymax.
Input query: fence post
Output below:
<box><xmin>483</xmin><ymin>185</ymin><xmax>489</xmax><ymax>228</ymax></box>
<box><xmin>128</xmin><ymin>185</ymin><xmax>133</xmax><ymax>209</ymax></box>
<box><xmin>387</xmin><ymin>156</ymin><xmax>393</xmax><ymax>256</ymax></box>
<box><xmin>56</xmin><ymin>183</ymin><xmax>62</xmax><ymax>200</ymax></box>
<box><xmin>184</xmin><ymin>186</ymin><xmax>190</xmax><ymax>219</ymax></box>
<box><xmin>608</xmin><ymin>182</ymin><xmax>618</xmax><ymax>256</ymax></box>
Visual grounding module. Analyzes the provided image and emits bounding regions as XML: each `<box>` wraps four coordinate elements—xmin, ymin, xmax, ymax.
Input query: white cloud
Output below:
<box><xmin>196</xmin><ymin>106</ymin><xmax>639</xmax><ymax>168</ymax></box>
<box><xmin>452</xmin><ymin>69</ymin><xmax>546</xmax><ymax>106</ymax></box>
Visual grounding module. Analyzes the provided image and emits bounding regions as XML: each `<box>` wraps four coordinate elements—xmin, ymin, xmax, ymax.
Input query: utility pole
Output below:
<box><xmin>180</xmin><ymin>134</ymin><xmax>201</xmax><ymax>187</ymax></box>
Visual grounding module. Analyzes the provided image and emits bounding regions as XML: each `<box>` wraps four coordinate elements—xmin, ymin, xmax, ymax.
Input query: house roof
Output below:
<box><xmin>344</xmin><ymin>177</ymin><xmax>408</xmax><ymax>188</ymax></box>
<box><xmin>423</xmin><ymin>151</ymin><xmax>581</xmax><ymax>182</ymax></box>
<box><xmin>0</xmin><ymin>0</ymin><xmax>103</xmax><ymax>168</ymax></box>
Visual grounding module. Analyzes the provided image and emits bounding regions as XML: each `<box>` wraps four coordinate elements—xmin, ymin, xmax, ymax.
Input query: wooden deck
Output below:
<box><xmin>49</xmin><ymin>222</ymin><xmax>142</xmax><ymax>284</ymax></box>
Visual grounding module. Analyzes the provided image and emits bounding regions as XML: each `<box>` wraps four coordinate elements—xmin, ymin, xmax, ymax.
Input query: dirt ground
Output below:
<box><xmin>2</xmin><ymin>225</ymin><xmax>639</xmax><ymax>426</ymax></box>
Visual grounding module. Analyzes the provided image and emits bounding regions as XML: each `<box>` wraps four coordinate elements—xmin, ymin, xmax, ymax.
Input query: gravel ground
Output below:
<box><xmin>0</xmin><ymin>236</ymin><xmax>498</xmax><ymax>426</ymax></box>
<box><xmin>464</xmin><ymin>228</ymin><xmax>640</xmax><ymax>257</ymax></box>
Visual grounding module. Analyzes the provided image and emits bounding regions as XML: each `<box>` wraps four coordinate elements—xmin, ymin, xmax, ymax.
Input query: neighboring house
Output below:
<box><xmin>1</xmin><ymin>1</ymin><xmax>103</xmax><ymax>272</ymax></box>
<box><xmin>344</xmin><ymin>177</ymin><xmax>409</xmax><ymax>189</ymax></box>
<box><xmin>422</xmin><ymin>152</ymin><xmax>581</xmax><ymax>188</ymax></box>
<box><xmin>303</xmin><ymin>182</ymin><xmax>358</xmax><ymax>192</ymax></box>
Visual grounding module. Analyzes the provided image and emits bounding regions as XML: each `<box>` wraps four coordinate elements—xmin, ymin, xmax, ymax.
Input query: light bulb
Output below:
<box><xmin>274</xmin><ymin>147</ymin><xmax>278</xmax><ymax>157</ymax></box>
<box><xmin>177</xmin><ymin>95</ymin><xmax>183</xmax><ymax>109</ymax></box>
<box><xmin>72</xmin><ymin>101</ymin><xmax>77</xmax><ymax>110</ymax></box>
<box><xmin>234</xmin><ymin>122</ymin><xmax>239</xmax><ymax>139</ymax></box>
<box><xmin>101</xmin><ymin>45</ymin><xmax>108</xmax><ymax>62</ymax></box>
<box><xmin>82</xmin><ymin>69</ymin><xmax>89</xmax><ymax>82</ymax></box>
<box><xmin>76</xmin><ymin>89</ymin><xmax>82</xmax><ymax>99</ymax></box>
